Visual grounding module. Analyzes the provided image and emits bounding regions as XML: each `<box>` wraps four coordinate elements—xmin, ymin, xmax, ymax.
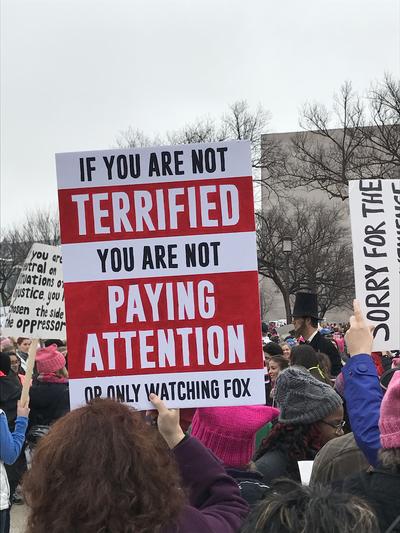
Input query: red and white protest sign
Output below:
<box><xmin>56</xmin><ymin>141</ymin><xmax>265</xmax><ymax>409</ymax></box>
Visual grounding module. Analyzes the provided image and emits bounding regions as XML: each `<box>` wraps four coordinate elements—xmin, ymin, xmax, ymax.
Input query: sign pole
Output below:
<box><xmin>20</xmin><ymin>339</ymin><xmax>39</xmax><ymax>406</ymax></box>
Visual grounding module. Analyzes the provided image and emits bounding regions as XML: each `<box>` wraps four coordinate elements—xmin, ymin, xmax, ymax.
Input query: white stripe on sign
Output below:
<box><xmin>61</xmin><ymin>232</ymin><xmax>258</xmax><ymax>283</ymax></box>
<box><xmin>56</xmin><ymin>140</ymin><xmax>252</xmax><ymax>190</ymax></box>
<box><xmin>349</xmin><ymin>179</ymin><xmax>400</xmax><ymax>351</ymax></box>
<box><xmin>68</xmin><ymin>368</ymin><xmax>266</xmax><ymax>410</ymax></box>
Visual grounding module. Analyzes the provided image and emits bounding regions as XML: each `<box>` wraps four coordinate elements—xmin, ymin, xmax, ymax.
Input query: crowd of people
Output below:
<box><xmin>0</xmin><ymin>293</ymin><xmax>399</xmax><ymax>532</ymax></box>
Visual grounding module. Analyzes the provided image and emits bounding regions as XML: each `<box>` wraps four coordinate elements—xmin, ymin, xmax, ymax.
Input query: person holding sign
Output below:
<box><xmin>28</xmin><ymin>345</ymin><xmax>70</xmax><ymax>429</ymax></box>
<box><xmin>0</xmin><ymin>401</ymin><xmax>29</xmax><ymax>533</ymax></box>
<box><xmin>23</xmin><ymin>395</ymin><xmax>249</xmax><ymax>532</ymax></box>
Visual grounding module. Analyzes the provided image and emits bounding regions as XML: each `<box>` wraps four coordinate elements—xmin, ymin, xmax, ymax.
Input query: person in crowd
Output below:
<box><xmin>254</xmin><ymin>366</ymin><xmax>344</xmax><ymax>484</ymax></box>
<box><xmin>280</xmin><ymin>342</ymin><xmax>291</xmax><ymax>360</ymax></box>
<box><xmin>261</xmin><ymin>322</ymin><xmax>269</xmax><ymax>345</ymax></box>
<box><xmin>268</xmin><ymin>355</ymin><xmax>289</xmax><ymax>404</ymax></box>
<box><xmin>290</xmin><ymin>345</ymin><xmax>331</xmax><ymax>385</ymax></box>
<box><xmin>23</xmin><ymin>395</ymin><xmax>249</xmax><ymax>533</ymax></box>
<box><xmin>338</xmin><ymin>302</ymin><xmax>400</xmax><ymax>532</ymax></box>
<box><xmin>0</xmin><ymin>355</ymin><xmax>21</xmax><ymax>428</ymax></box>
<box><xmin>263</xmin><ymin>344</ymin><xmax>284</xmax><ymax>406</ymax></box>
<box><xmin>268</xmin><ymin>355</ymin><xmax>289</xmax><ymax>384</ymax></box>
<box><xmin>0</xmin><ymin>339</ymin><xmax>14</xmax><ymax>353</ymax></box>
<box><xmin>0</xmin><ymin>354</ymin><xmax>25</xmax><ymax>506</ymax></box>
<box><xmin>343</xmin><ymin>370</ymin><xmax>400</xmax><ymax>532</ymax></box>
<box><xmin>16</xmin><ymin>338</ymin><xmax>31</xmax><ymax>375</ymax></box>
<box><xmin>310</xmin><ymin>431</ymin><xmax>369</xmax><ymax>486</ymax></box>
<box><xmin>292</xmin><ymin>292</ymin><xmax>342</xmax><ymax>376</ymax></box>
<box><xmin>341</xmin><ymin>300</ymin><xmax>383</xmax><ymax>468</ymax></box>
<box><xmin>2</xmin><ymin>352</ymin><xmax>24</xmax><ymax>386</ymax></box>
<box><xmin>191</xmin><ymin>405</ymin><xmax>279</xmax><ymax>506</ymax></box>
<box><xmin>28</xmin><ymin>344</ymin><xmax>70</xmax><ymax>428</ymax></box>
<box><xmin>263</xmin><ymin>342</ymin><xmax>283</xmax><ymax>361</ymax></box>
<box><xmin>0</xmin><ymin>401</ymin><xmax>29</xmax><ymax>533</ymax></box>
<box><xmin>241</xmin><ymin>478</ymin><xmax>379</xmax><ymax>533</ymax></box>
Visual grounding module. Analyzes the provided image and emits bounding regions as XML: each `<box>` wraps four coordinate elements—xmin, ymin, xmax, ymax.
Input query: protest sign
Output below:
<box><xmin>349</xmin><ymin>179</ymin><xmax>400</xmax><ymax>351</ymax></box>
<box><xmin>56</xmin><ymin>141</ymin><xmax>265</xmax><ymax>409</ymax></box>
<box><xmin>1</xmin><ymin>243</ymin><xmax>66</xmax><ymax>338</ymax></box>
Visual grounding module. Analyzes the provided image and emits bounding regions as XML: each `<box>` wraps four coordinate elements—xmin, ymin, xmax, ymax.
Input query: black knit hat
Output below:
<box><xmin>292</xmin><ymin>292</ymin><xmax>320</xmax><ymax>320</ymax></box>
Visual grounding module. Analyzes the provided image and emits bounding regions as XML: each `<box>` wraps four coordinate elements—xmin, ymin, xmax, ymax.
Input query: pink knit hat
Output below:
<box><xmin>379</xmin><ymin>370</ymin><xmax>400</xmax><ymax>449</ymax></box>
<box><xmin>191</xmin><ymin>405</ymin><xmax>279</xmax><ymax>468</ymax></box>
<box><xmin>36</xmin><ymin>344</ymin><xmax>66</xmax><ymax>374</ymax></box>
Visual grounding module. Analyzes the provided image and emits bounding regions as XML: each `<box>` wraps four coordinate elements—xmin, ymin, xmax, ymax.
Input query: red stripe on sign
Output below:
<box><xmin>58</xmin><ymin>176</ymin><xmax>255</xmax><ymax>244</ymax></box>
<box><xmin>64</xmin><ymin>271</ymin><xmax>263</xmax><ymax>378</ymax></box>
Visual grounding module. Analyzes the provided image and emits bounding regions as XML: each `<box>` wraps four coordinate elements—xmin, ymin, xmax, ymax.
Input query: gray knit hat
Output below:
<box><xmin>274</xmin><ymin>366</ymin><xmax>342</xmax><ymax>424</ymax></box>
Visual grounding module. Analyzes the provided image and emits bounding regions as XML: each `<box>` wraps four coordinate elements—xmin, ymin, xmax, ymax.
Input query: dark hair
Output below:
<box><xmin>16</xmin><ymin>337</ymin><xmax>29</xmax><ymax>346</ymax></box>
<box><xmin>263</xmin><ymin>342</ymin><xmax>283</xmax><ymax>356</ymax></box>
<box><xmin>315</xmin><ymin>351</ymin><xmax>332</xmax><ymax>378</ymax></box>
<box><xmin>269</xmin><ymin>355</ymin><xmax>289</xmax><ymax>371</ymax></box>
<box><xmin>241</xmin><ymin>479</ymin><xmax>379</xmax><ymax>532</ymax></box>
<box><xmin>379</xmin><ymin>449</ymin><xmax>400</xmax><ymax>473</ymax></box>
<box><xmin>290</xmin><ymin>345</ymin><xmax>319</xmax><ymax>368</ymax></box>
<box><xmin>0</xmin><ymin>353</ymin><xmax>11</xmax><ymax>375</ymax></box>
<box><xmin>290</xmin><ymin>346</ymin><xmax>331</xmax><ymax>384</ymax></box>
<box><xmin>310</xmin><ymin>317</ymin><xmax>319</xmax><ymax>328</ymax></box>
<box><xmin>254</xmin><ymin>422</ymin><xmax>324</xmax><ymax>478</ymax></box>
<box><xmin>43</xmin><ymin>339</ymin><xmax>65</xmax><ymax>347</ymax></box>
<box><xmin>23</xmin><ymin>398</ymin><xmax>185</xmax><ymax>533</ymax></box>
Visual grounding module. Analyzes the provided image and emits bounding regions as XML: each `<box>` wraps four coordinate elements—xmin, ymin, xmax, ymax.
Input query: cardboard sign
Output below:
<box><xmin>1</xmin><ymin>243</ymin><xmax>66</xmax><ymax>339</ymax></box>
<box><xmin>349</xmin><ymin>179</ymin><xmax>400</xmax><ymax>351</ymax></box>
<box><xmin>56</xmin><ymin>141</ymin><xmax>265</xmax><ymax>409</ymax></box>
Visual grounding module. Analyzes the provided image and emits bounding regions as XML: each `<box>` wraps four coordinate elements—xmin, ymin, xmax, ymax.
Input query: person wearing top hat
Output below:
<box><xmin>292</xmin><ymin>292</ymin><xmax>342</xmax><ymax>376</ymax></box>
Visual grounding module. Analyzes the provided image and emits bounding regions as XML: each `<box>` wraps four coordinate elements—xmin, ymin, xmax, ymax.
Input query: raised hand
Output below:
<box><xmin>149</xmin><ymin>394</ymin><xmax>185</xmax><ymax>449</ymax></box>
<box><xmin>345</xmin><ymin>299</ymin><xmax>375</xmax><ymax>356</ymax></box>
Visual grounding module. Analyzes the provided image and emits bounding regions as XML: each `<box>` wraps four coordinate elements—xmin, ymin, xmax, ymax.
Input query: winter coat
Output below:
<box><xmin>255</xmin><ymin>449</ymin><xmax>301</xmax><ymax>485</ymax></box>
<box><xmin>342</xmin><ymin>354</ymin><xmax>382</xmax><ymax>467</ymax></box>
<box><xmin>343</xmin><ymin>467</ymin><xmax>400</xmax><ymax>532</ymax></box>
<box><xmin>309</xmin><ymin>331</ymin><xmax>342</xmax><ymax>376</ymax></box>
<box><xmin>0</xmin><ymin>410</ymin><xmax>28</xmax><ymax>510</ymax></box>
<box><xmin>226</xmin><ymin>468</ymin><xmax>271</xmax><ymax>508</ymax></box>
<box><xmin>28</xmin><ymin>380</ymin><xmax>70</xmax><ymax>428</ymax></box>
<box><xmin>164</xmin><ymin>436</ymin><xmax>249</xmax><ymax>532</ymax></box>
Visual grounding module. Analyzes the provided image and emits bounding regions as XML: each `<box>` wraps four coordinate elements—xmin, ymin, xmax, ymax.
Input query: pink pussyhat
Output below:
<box><xmin>191</xmin><ymin>405</ymin><xmax>279</xmax><ymax>468</ymax></box>
<box><xmin>0</xmin><ymin>337</ymin><xmax>14</xmax><ymax>350</ymax></box>
<box><xmin>379</xmin><ymin>370</ymin><xmax>400</xmax><ymax>449</ymax></box>
<box><xmin>35</xmin><ymin>344</ymin><xmax>66</xmax><ymax>374</ymax></box>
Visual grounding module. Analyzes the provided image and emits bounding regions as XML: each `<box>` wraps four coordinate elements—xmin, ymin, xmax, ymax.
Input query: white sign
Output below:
<box><xmin>56</xmin><ymin>141</ymin><xmax>265</xmax><ymax>410</ymax></box>
<box><xmin>1</xmin><ymin>243</ymin><xmax>66</xmax><ymax>339</ymax></box>
<box><xmin>349</xmin><ymin>179</ymin><xmax>400</xmax><ymax>351</ymax></box>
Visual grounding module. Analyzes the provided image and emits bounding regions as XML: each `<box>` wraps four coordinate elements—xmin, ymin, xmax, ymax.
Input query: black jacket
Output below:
<box><xmin>226</xmin><ymin>468</ymin><xmax>271</xmax><ymax>508</ymax></box>
<box><xmin>309</xmin><ymin>331</ymin><xmax>342</xmax><ymax>376</ymax></box>
<box><xmin>255</xmin><ymin>449</ymin><xmax>301</xmax><ymax>485</ymax></box>
<box><xmin>343</xmin><ymin>468</ymin><xmax>400</xmax><ymax>532</ymax></box>
<box><xmin>28</xmin><ymin>381</ymin><xmax>70</xmax><ymax>427</ymax></box>
<box><xmin>0</xmin><ymin>374</ymin><xmax>22</xmax><ymax>429</ymax></box>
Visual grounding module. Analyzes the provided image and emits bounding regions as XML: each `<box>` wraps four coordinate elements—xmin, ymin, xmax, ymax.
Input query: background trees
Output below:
<box><xmin>257</xmin><ymin>198</ymin><xmax>354</xmax><ymax>322</ymax></box>
<box><xmin>2</xmin><ymin>77</ymin><xmax>398</xmax><ymax>315</ymax></box>
<box><xmin>0</xmin><ymin>209</ymin><xmax>59</xmax><ymax>305</ymax></box>
<box><xmin>266</xmin><ymin>77</ymin><xmax>400</xmax><ymax>200</ymax></box>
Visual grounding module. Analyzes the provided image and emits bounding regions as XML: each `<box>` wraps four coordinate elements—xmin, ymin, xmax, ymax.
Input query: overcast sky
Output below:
<box><xmin>1</xmin><ymin>0</ymin><xmax>399</xmax><ymax>228</ymax></box>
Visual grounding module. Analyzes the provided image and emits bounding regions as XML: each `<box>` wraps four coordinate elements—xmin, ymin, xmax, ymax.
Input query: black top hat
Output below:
<box><xmin>292</xmin><ymin>292</ymin><xmax>320</xmax><ymax>319</ymax></box>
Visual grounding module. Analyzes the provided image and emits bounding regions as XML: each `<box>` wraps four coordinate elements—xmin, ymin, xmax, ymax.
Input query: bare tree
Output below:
<box><xmin>360</xmin><ymin>74</ymin><xmax>400</xmax><ymax>177</ymax></box>
<box><xmin>117</xmin><ymin>100</ymin><xmax>275</xmax><ymax>167</ymax></box>
<box><xmin>265</xmin><ymin>78</ymin><xmax>400</xmax><ymax>200</ymax></box>
<box><xmin>0</xmin><ymin>209</ymin><xmax>60</xmax><ymax>304</ymax></box>
<box><xmin>257</xmin><ymin>198</ymin><xmax>354</xmax><ymax>321</ymax></box>
<box><xmin>286</xmin><ymin>82</ymin><xmax>367</xmax><ymax>200</ymax></box>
